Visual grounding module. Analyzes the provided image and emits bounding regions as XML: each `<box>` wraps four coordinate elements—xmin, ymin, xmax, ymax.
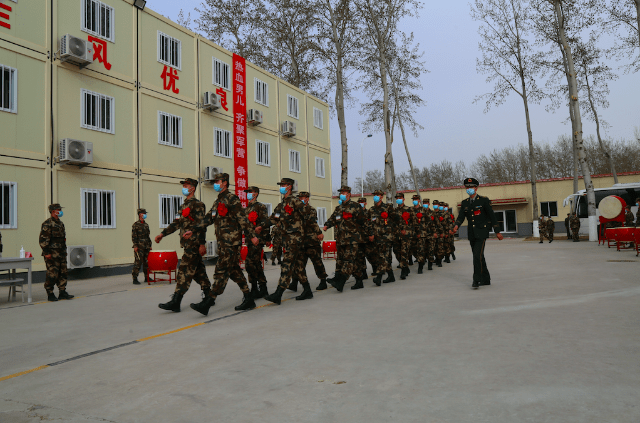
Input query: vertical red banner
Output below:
<box><xmin>232</xmin><ymin>54</ymin><xmax>248</xmax><ymax>207</ymax></box>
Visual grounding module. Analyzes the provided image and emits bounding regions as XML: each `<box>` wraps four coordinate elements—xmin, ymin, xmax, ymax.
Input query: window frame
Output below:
<box><xmin>157</xmin><ymin>111</ymin><xmax>182</xmax><ymax>148</ymax></box>
<box><xmin>81</xmin><ymin>88</ymin><xmax>115</xmax><ymax>134</ymax></box>
<box><xmin>214</xmin><ymin>127</ymin><xmax>232</xmax><ymax>159</ymax></box>
<box><xmin>315</xmin><ymin>157</ymin><xmax>325</xmax><ymax>178</ymax></box>
<box><xmin>313</xmin><ymin>107</ymin><xmax>323</xmax><ymax>129</ymax></box>
<box><xmin>264</xmin><ymin>203</ymin><xmax>272</xmax><ymax>217</ymax></box>
<box><xmin>157</xmin><ymin>31</ymin><xmax>182</xmax><ymax>71</ymax></box>
<box><xmin>81</xmin><ymin>188</ymin><xmax>116</xmax><ymax>229</ymax></box>
<box><xmin>540</xmin><ymin>201</ymin><xmax>558</xmax><ymax>217</ymax></box>
<box><xmin>317</xmin><ymin>207</ymin><xmax>327</xmax><ymax>227</ymax></box>
<box><xmin>0</xmin><ymin>181</ymin><xmax>18</xmax><ymax>229</ymax></box>
<box><xmin>212</xmin><ymin>57</ymin><xmax>230</xmax><ymax>90</ymax></box>
<box><xmin>254</xmin><ymin>78</ymin><xmax>269</xmax><ymax>107</ymax></box>
<box><xmin>159</xmin><ymin>194</ymin><xmax>184</xmax><ymax>229</ymax></box>
<box><xmin>287</xmin><ymin>94</ymin><xmax>299</xmax><ymax>119</ymax></box>
<box><xmin>289</xmin><ymin>149</ymin><xmax>301</xmax><ymax>173</ymax></box>
<box><xmin>81</xmin><ymin>0</ymin><xmax>115</xmax><ymax>43</ymax></box>
<box><xmin>256</xmin><ymin>139</ymin><xmax>270</xmax><ymax>167</ymax></box>
<box><xmin>0</xmin><ymin>64</ymin><xmax>17</xmax><ymax>114</ymax></box>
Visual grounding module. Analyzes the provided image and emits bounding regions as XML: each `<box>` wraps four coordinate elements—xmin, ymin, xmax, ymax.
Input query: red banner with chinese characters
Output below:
<box><xmin>233</xmin><ymin>54</ymin><xmax>248</xmax><ymax>207</ymax></box>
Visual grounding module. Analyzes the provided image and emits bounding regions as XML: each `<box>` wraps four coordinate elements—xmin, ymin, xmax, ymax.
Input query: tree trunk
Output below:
<box><xmin>554</xmin><ymin>0</ymin><xmax>597</xmax><ymax>241</ymax></box>
<box><xmin>329</xmin><ymin>2</ymin><xmax>349</xmax><ymax>188</ymax></box>
<box><xmin>583</xmin><ymin>68</ymin><xmax>618</xmax><ymax>183</ymax></box>
<box><xmin>560</xmin><ymin>44</ymin><xmax>580</xmax><ymax>192</ymax></box>
<box><xmin>635</xmin><ymin>0</ymin><xmax>640</xmax><ymax>47</ymax></box>
<box><xmin>380</xmin><ymin>60</ymin><xmax>395</xmax><ymax>203</ymax></box>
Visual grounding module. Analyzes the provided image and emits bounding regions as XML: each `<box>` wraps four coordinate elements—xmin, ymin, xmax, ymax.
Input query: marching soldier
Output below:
<box><xmin>414</xmin><ymin>199</ymin><xmax>428</xmax><ymax>274</ymax></box>
<box><xmin>270</xmin><ymin>223</ymin><xmax>283</xmax><ymax>266</ymax></box>
<box><xmin>391</xmin><ymin>192</ymin><xmax>417</xmax><ymax>280</ymax></box>
<box><xmin>452</xmin><ymin>178</ymin><xmax>504</xmax><ymax>289</ymax></box>
<box><xmin>432</xmin><ymin>200</ymin><xmax>445</xmax><ymax>267</ymax></box>
<box><xmin>538</xmin><ymin>215</ymin><xmax>548</xmax><ymax>243</ymax></box>
<box><xmin>156</xmin><ymin>178</ymin><xmax>210</xmax><ymax>313</ymax></box>
<box><xmin>369</xmin><ymin>190</ymin><xmax>397</xmax><ymax>285</ymax></box>
<box><xmin>323</xmin><ymin>186</ymin><xmax>369</xmax><ymax>291</ymax></box>
<box><xmin>39</xmin><ymin>204</ymin><xmax>74</xmax><ymax>301</ymax></box>
<box><xmin>132</xmin><ymin>208</ymin><xmax>151</xmax><ymax>285</ymax></box>
<box><xmin>291</xmin><ymin>192</ymin><xmax>327</xmax><ymax>291</ymax></box>
<box><xmin>357</xmin><ymin>197</ymin><xmax>380</xmax><ymax>285</ymax></box>
<box><xmin>244</xmin><ymin>186</ymin><xmax>272</xmax><ymax>299</ymax></box>
<box><xmin>442</xmin><ymin>203</ymin><xmax>455</xmax><ymax>263</ymax></box>
<box><xmin>265</xmin><ymin>178</ymin><xmax>318</xmax><ymax>304</ymax></box>
<box><xmin>409</xmin><ymin>194</ymin><xmax>422</xmax><ymax>265</ymax></box>
<box><xmin>570</xmin><ymin>212</ymin><xmax>581</xmax><ymax>242</ymax></box>
<box><xmin>447</xmin><ymin>203</ymin><xmax>457</xmax><ymax>261</ymax></box>
<box><xmin>421</xmin><ymin>198</ymin><xmax>437</xmax><ymax>271</ymax></box>
<box><xmin>188</xmin><ymin>173</ymin><xmax>260</xmax><ymax>315</ymax></box>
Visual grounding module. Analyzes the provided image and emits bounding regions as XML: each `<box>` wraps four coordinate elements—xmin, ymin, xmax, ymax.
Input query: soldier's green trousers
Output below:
<box><xmin>271</xmin><ymin>240</ymin><xmax>282</xmax><ymax>263</ymax></box>
<box><xmin>337</xmin><ymin>243</ymin><xmax>364</xmax><ymax>279</ymax></box>
<box><xmin>132</xmin><ymin>249</ymin><xmax>149</xmax><ymax>280</ymax></box>
<box><xmin>571</xmin><ymin>229</ymin><xmax>580</xmax><ymax>240</ymax></box>
<box><xmin>277</xmin><ymin>240</ymin><xmax>308</xmax><ymax>290</ymax></box>
<box><xmin>301</xmin><ymin>241</ymin><xmax>328</xmax><ymax>280</ymax></box>
<box><xmin>373</xmin><ymin>239</ymin><xmax>391</xmax><ymax>273</ymax></box>
<box><xmin>44</xmin><ymin>253</ymin><xmax>68</xmax><ymax>294</ymax></box>
<box><xmin>392</xmin><ymin>238</ymin><xmax>410</xmax><ymax>268</ymax></box>
<box><xmin>210</xmin><ymin>244</ymin><xmax>249</xmax><ymax>297</ymax></box>
<box><xmin>175</xmin><ymin>251</ymin><xmax>211</xmax><ymax>295</ymax></box>
<box><xmin>246</xmin><ymin>244</ymin><xmax>267</xmax><ymax>286</ymax></box>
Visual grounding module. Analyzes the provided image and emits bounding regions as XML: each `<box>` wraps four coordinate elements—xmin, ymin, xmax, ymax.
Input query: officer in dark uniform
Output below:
<box><xmin>452</xmin><ymin>178</ymin><xmax>504</xmax><ymax>289</ymax></box>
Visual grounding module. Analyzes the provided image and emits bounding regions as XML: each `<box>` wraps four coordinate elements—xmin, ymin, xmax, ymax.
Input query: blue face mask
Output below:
<box><xmin>413</xmin><ymin>200</ymin><xmax>419</xmax><ymax>206</ymax></box>
<box><xmin>213</xmin><ymin>184</ymin><xmax>223</xmax><ymax>192</ymax></box>
<box><xmin>439</xmin><ymin>206</ymin><xmax>444</xmax><ymax>211</ymax></box>
<box><xmin>57</xmin><ymin>211</ymin><xmax>63</xmax><ymax>217</ymax></box>
<box><xmin>182</xmin><ymin>187</ymin><xmax>191</xmax><ymax>196</ymax></box>
<box><xmin>339</xmin><ymin>194</ymin><xmax>347</xmax><ymax>201</ymax></box>
<box><xmin>301</xmin><ymin>198</ymin><xmax>307</xmax><ymax>204</ymax></box>
<box><xmin>142</xmin><ymin>214</ymin><xmax>147</xmax><ymax>219</ymax></box>
<box><xmin>423</xmin><ymin>204</ymin><xmax>429</xmax><ymax>208</ymax></box>
<box><xmin>247</xmin><ymin>193</ymin><xmax>254</xmax><ymax>200</ymax></box>
<box><xmin>360</xmin><ymin>203</ymin><xmax>365</xmax><ymax>208</ymax></box>
<box><xmin>466</xmin><ymin>188</ymin><xmax>475</xmax><ymax>196</ymax></box>
<box><xmin>338</xmin><ymin>199</ymin><xmax>343</xmax><ymax>205</ymax></box>
<box><xmin>396</xmin><ymin>199</ymin><xmax>403</xmax><ymax>205</ymax></box>
<box><xmin>445</xmin><ymin>207</ymin><xmax>449</xmax><ymax>211</ymax></box>
<box><xmin>279</xmin><ymin>186</ymin><xmax>287</xmax><ymax>195</ymax></box>
<box><xmin>373</xmin><ymin>196</ymin><xmax>381</xmax><ymax>203</ymax></box>
<box><xmin>432</xmin><ymin>205</ymin><xmax>437</xmax><ymax>210</ymax></box>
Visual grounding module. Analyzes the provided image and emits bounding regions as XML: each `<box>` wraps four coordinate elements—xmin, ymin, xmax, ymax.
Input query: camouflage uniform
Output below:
<box><xmin>538</xmin><ymin>217</ymin><xmax>548</xmax><ymax>242</ymax></box>
<box><xmin>546</xmin><ymin>218</ymin><xmax>555</xmax><ymax>242</ymax></box>
<box><xmin>244</xmin><ymin>187</ymin><xmax>272</xmax><ymax>298</ymax></box>
<box><xmin>432</xmin><ymin>201</ymin><xmax>446</xmax><ymax>265</ymax></box>
<box><xmin>132</xmin><ymin>208</ymin><xmax>151</xmax><ymax>283</ymax></box>
<box><xmin>357</xmin><ymin>197</ymin><xmax>380</xmax><ymax>280</ymax></box>
<box><xmin>368</xmin><ymin>191</ymin><xmax>397</xmax><ymax>284</ymax></box>
<box><xmin>421</xmin><ymin>199</ymin><xmax>438</xmax><ymax>267</ymax></box>
<box><xmin>298</xmin><ymin>193</ymin><xmax>327</xmax><ymax>282</ymax></box>
<box><xmin>270</xmin><ymin>223</ymin><xmax>283</xmax><ymax>265</ymax></box>
<box><xmin>624</xmin><ymin>209</ymin><xmax>634</xmax><ymax>227</ymax></box>
<box><xmin>408</xmin><ymin>195</ymin><xmax>423</xmax><ymax>265</ymax></box>
<box><xmin>391</xmin><ymin>194</ymin><xmax>418</xmax><ymax>278</ymax></box>
<box><xmin>570</xmin><ymin>214</ymin><xmax>581</xmax><ymax>241</ymax></box>
<box><xmin>39</xmin><ymin>204</ymin><xmax>71</xmax><ymax>299</ymax></box>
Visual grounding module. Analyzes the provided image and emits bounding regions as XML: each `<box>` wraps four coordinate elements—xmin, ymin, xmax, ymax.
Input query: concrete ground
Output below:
<box><xmin>0</xmin><ymin>239</ymin><xmax>638</xmax><ymax>423</ymax></box>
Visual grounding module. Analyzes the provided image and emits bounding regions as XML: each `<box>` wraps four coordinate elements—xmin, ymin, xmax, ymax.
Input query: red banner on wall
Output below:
<box><xmin>232</xmin><ymin>54</ymin><xmax>248</xmax><ymax>207</ymax></box>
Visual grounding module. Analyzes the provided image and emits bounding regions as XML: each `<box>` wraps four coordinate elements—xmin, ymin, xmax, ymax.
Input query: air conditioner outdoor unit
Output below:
<box><xmin>282</xmin><ymin>121</ymin><xmax>296</xmax><ymax>137</ymax></box>
<box><xmin>59</xmin><ymin>139</ymin><xmax>93</xmax><ymax>166</ymax></box>
<box><xmin>60</xmin><ymin>34</ymin><xmax>94</xmax><ymax>68</ymax></box>
<box><xmin>67</xmin><ymin>245</ymin><xmax>95</xmax><ymax>269</ymax></box>
<box><xmin>204</xmin><ymin>166</ymin><xmax>224</xmax><ymax>182</ymax></box>
<box><xmin>203</xmin><ymin>92</ymin><xmax>221</xmax><ymax>111</ymax></box>
<box><xmin>205</xmin><ymin>240</ymin><xmax>218</xmax><ymax>258</ymax></box>
<box><xmin>248</xmin><ymin>109</ymin><xmax>263</xmax><ymax>126</ymax></box>
<box><xmin>292</xmin><ymin>179</ymin><xmax>299</xmax><ymax>192</ymax></box>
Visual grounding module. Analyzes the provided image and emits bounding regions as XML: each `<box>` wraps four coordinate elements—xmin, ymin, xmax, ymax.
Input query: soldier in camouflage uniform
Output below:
<box><xmin>243</xmin><ymin>186</ymin><xmax>272</xmax><ymax>299</ymax></box>
<box><xmin>391</xmin><ymin>193</ymin><xmax>418</xmax><ymax>280</ymax></box>
<box><xmin>270</xmin><ymin>223</ymin><xmax>283</xmax><ymax>265</ymax></box>
<box><xmin>156</xmin><ymin>178</ymin><xmax>210</xmax><ymax>313</ymax></box>
<box><xmin>538</xmin><ymin>215</ymin><xmax>548</xmax><ymax>243</ymax></box>
<box><xmin>570</xmin><ymin>212</ymin><xmax>581</xmax><ymax>242</ymax></box>
<box><xmin>132</xmin><ymin>208</ymin><xmax>151</xmax><ymax>285</ymax></box>
<box><xmin>265</xmin><ymin>178</ymin><xmax>317</xmax><ymax>304</ymax></box>
<box><xmin>432</xmin><ymin>200</ymin><xmax>446</xmax><ymax>267</ymax></box>
<box><xmin>323</xmin><ymin>186</ymin><xmax>370</xmax><ymax>291</ymax></box>
<box><xmin>294</xmin><ymin>192</ymin><xmax>328</xmax><ymax>291</ymax></box>
<box><xmin>422</xmin><ymin>198</ymin><xmax>437</xmax><ymax>271</ymax></box>
<box><xmin>624</xmin><ymin>205</ymin><xmax>634</xmax><ymax>227</ymax></box>
<box><xmin>443</xmin><ymin>203</ymin><xmax>456</xmax><ymax>262</ymax></box>
<box><xmin>368</xmin><ymin>190</ymin><xmax>398</xmax><ymax>284</ymax></box>
<box><xmin>408</xmin><ymin>194</ymin><xmax>423</xmax><ymax>266</ymax></box>
<box><xmin>357</xmin><ymin>197</ymin><xmax>380</xmax><ymax>284</ymax></box>
<box><xmin>546</xmin><ymin>217</ymin><xmax>555</xmax><ymax>243</ymax></box>
<box><xmin>39</xmin><ymin>204</ymin><xmax>74</xmax><ymax>302</ymax></box>
<box><xmin>414</xmin><ymin>199</ymin><xmax>430</xmax><ymax>274</ymax></box>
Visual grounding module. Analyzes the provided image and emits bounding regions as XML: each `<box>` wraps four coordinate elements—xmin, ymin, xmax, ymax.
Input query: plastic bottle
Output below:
<box><xmin>20</xmin><ymin>246</ymin><xmax>25</xmax><ymax>258</ymax></box>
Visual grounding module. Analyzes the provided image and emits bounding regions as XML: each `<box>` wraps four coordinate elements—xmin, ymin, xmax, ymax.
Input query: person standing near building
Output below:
<box><xmin>368</xmin><ymin>190</ymin><xmax>397</xmax><ymax>285</ymax></box>
<box><xmin>546</xmin><ymin>216</ymin><xmax>555</xmax><ymax>243</ymax></box>
<box><xmin>291</xmin><ymin>191</ymin><xmax>327</xmax><ymax>291</ymax></box>
<box><xmin>391</xmin><ymin>192</ymin><xmax>417</xmax><ymax>280</ymax></box>
<box><xmin>39</xmin><ymin>204</ymin><xmax>74</xmax><ymax>302</ymax></box>
<box><xmin>452</xmin><ymin>178</ymin><xmax>504</xmax><ymax>289</ymax></box>
<box><xmin>132</xmin><ymin>208</ymin><xmax>151</xmax><ymax>285</ymax></box>
<box><xmin>270</xmin><ymin>223</ymin><xmax>283</xmax><ymax>266</ymax></box>
<box><xmin>243</xmin><ymin>186</ymin><xmax>272</xmax><ymax>299</ymax></box>
<box><xmin>156</xmin><ymin>178</ymin><xmax>210</xmax><ymax>313</ymax></box>
<box><xmin>570</xmin><ymin>212</ymin><xmax>581</xmax><ymax>242</ymax></box>
<box><xmin>538</xmin><ymin>215</ymin><xmax>547</xmax><ymax>244</ymax></box>
<box><xmin>564</xmin><ymin>213</ymin><xmax>571</xmax><ymax>240</ymax></box>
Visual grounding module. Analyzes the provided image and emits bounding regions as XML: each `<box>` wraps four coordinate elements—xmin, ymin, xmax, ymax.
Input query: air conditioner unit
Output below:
<box><xmin>67</xmin><ymin>245</ymin><xmax>95</xmax><ymax>269</ymax></box>
<box><xmin>203</xmin><ymin>92</ymin><xmax>221</xmax><ymax>111</ymax></box>
<box><xmin>204</xmin><ymin>166</ymin><xmax>224</xmax><ymax>182</ymax></box>
<box><xmin>59</xmin><ymin>139</ymin><xmax>93</xmax><ymax>166</ymax></box>
<box><xmin>205</xmin><ymin>240</ymin><xmax>218</xmax><ymax>258</ymax></box>
<box><xmin>248</xmin><ymin>109</ymin><xmax>263</xmax><ymax>126</ymax></box>
<box><xmin>282</xmin><ymin>121</ymin><xmax>296</xmax><ymax>137</ymax></box>
<box><xmin>60</xmin><ymin>34</ymin><xmax>94</xmax><ymax>68</ymax></box>
<box><xmin>292</xmin><ymin>179</ymin><xmax>299</xmax><ymax>192</ymax></box>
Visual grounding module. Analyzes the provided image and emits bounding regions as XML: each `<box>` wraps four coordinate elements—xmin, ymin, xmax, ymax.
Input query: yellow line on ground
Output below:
<box><xmin>0</xmin><ymin>365</ymin><xmax>49</xmax><ymax>382</ymax></box>
<box><xmin>136</xmin><ymin>322</ymin><xmax>206</xmax><ymax>342</ymax></box>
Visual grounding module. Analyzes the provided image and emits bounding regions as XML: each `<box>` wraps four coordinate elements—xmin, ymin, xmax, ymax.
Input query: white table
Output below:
<box><xmin>0</xmin><ymin>257</ymin><xmax>34</xmax><ymax>303</ymax></box>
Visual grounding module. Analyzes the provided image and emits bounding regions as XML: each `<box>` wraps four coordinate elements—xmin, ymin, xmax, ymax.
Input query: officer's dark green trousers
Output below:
<box><xmin>469</xmin><ymin>237</ymin><xmax>490</xmax><ymax>283</ymax></box>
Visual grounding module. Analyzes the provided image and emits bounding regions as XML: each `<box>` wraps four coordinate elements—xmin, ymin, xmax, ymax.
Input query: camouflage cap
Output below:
<box><xmin>277</xmin><ymin>177</ymin><xmax>295</xmax><ymax>186</ymax></box>
<box><xmin>433</xmin><ymin>200</ymin><xmax>439</xmax><ymax>204</ymax></box>
<box><xmin>338</xmin><ymin>186</ymin><xmax>351</xmax><ymax>193</ymax></box>
<box><xmin>422</xmin><ymin>198</ymin><xmax>430</xmax><ymax>203</ymax></box>
<box><xmin>212</xmin><ymin>173</ymin><xmax>229</xmax><ymax>183</ymax></box>
<box><xmin>298</xmin><ymin>191</ymin><xmax>310</xmax><ymax>198</ymax></box>
<box><xmin>395</xmin><ymin>192</ymin><xmax>405</xmax><ymax>198</ymax></box>
<box><xmin>358</xmin><ymin>197</ymin><xmax>367</xmax><ymax>203</ymax></box>
<box><xmin>373</xmin><ymin>189</ymin><xmax>385</xmax><ymax>196</ymax></box>
<box><xmin>180</xmin><ymin>177</ymin><xmax>199</xmax><ymax>188</ymax></box>
<box><xmin>137</xmin><ymin>208</ymin><xmax>147</xmax><ymax>215</ymax></box>
<box><xmin>463</xmin><ymin>177</ymin><xmax>479</xmax><ymax>187</ymax></box>
<box><xmin>412</xmin><ymin>194</ymin><xmax>421</xmax><ymax>200</ymax></box>
<box><xmin>48</xmin><ymin>203</ymin><xmax>63</xmax><ymax>212</ymax></box>
<box><xmin>243</xmin><ymin>186</ymin><xmax>260</xmax><ymax>193</ymax></box>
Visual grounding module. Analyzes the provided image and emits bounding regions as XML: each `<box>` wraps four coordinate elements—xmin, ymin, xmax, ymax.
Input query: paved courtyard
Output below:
<box><xmin>1</xmin><ymin>239</ymin><xmax>638</xmax><ymax>423</ymax></box>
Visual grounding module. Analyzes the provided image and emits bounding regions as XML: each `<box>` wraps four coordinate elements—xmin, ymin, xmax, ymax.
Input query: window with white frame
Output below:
<box><xmin>213</xmin><ymin>57</ymin><xmax>230</xmax><ymax>90</ymax></box>
<box><xmin>0</xmin><ymin>65</ymin><xmax>17</xmax><ymax>114</ymax></box>
<box><xmin>541</xmin><ymin>201</ymin><xmax>558</xmax><ymax>217</ymax></box>
<box><xmin>255</xmin><ymin>78</ymin><xmax>268</xmax><ymax>106</ymax></box>
<box><xmin>313</xmin><ymin>107</ymin><xmax>323</xmax><ymax>129</ymax></box>
<box><xmin>158</xmin><ymin>31</ymin><xmax>181</xmax><ymax>70</ymax></box>
<box><xmin>0</xmin><ymin>181</ymin><xmax>17</xmax><ymax>229</ymax></box>
<box><xmin>81</xmin><ymin>188</ymin><xmax>116</xmax><ymax>229</ymax></box>
<box><xmin>81</xmin><ymin>89</ymin><xmax>114</xmax><ymax>134</ymax></box>
<box><xmin>315</xmin><ymin>157</ymin><xmax>325</xmax><ymax>178</ymax></box>
<box><xmin>214</xmin><ymin>128</ymin><xmax>231</xmax><ymax>158</ymax></box>
<box><xmin>289</xmin><ymin>149</ymin><xmax>301</xmax><ymax>173</ymax></box>
<box><xmin>287</xmin><ymin>94</ymin><xmax>299</xmax><ymax>119</ymax></box>
<box><xmin>81</xmin><ymin>0</ymin><xmax>115</xmax><ymax>42</ymax></box>
<box><xmin>158</xmin><ymin>111</ymin><xmax>182</xmax><ymax>148</ymax></box>
<box><xmin>256</xmin><ymin>139</ymin><xmax>270</xmax><ymax>167</ymax></box>
<box><xmin>317</xmin><ymin>207</ymin><xmax>327</xmax><ymax>227</ymax></box>
<box><xmin>159</xmin><ymin>194</ymin><xmax>183</xmax><ymax>229</ymax></box>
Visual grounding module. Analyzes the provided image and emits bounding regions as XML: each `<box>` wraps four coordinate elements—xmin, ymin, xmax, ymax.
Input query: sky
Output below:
<box><xmin>150</xmin><ymin>0</ymin><xmax>640</xmax><ymax>191</ymax></box>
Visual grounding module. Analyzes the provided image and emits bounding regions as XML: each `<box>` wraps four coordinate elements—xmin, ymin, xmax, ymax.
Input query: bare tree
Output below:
<box><xmin>594</xmin><ymin>0</ymin><xmax>640</xmax><ymax>73</ymax></box>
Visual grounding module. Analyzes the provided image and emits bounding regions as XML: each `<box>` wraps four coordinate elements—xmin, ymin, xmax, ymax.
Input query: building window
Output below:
<box><xmin>81</xmin><ymin>89</ymin><xmax>114</xmax><ymax>134</ymax></box>
<box><xmin>541</xmin><ymin>201</ymin><xmax>558</xmax><ymax>217</ymax></box>
<box><xmin>0</xmin><ymin>65</ymin><xmax>17</xmax><ymax>114</ymax></box>
<box><xmin>159</xmin><ymin>194</ymin><xmax>183</xmax><ymax>229</ymax></box>
<box><xmin>264</xmin><ymin>203</ymin><xmax>272</xmax><ymax>216</ymax></box>
<box><xmin>158</xmin><ymin>31</ymin><xmax>181</xmax><ymax>70</ymax></box>
<box><xmin>214</xmin><ymin>128</ymin><xmax>231</xmax><ymax>158</ymax></box>
<box><xmin>213</xmin><ymin>57</ymin><xmax>230</xmax><ymax>90</ymax></box>
<box><xmin>0</xmin><ymin>181</ymin><xmax>17</xmax><ymax>229</ymax></box>
<box><xmin>255</xmin><ymin>78</ymin><xmax>268</xmax><ymax>106</ymax></box>
<box><xmin>315</xmin><ymin>157</ymin><xmax>325</xmax><ymax>178</ymax></box>
<box><xmin>317</xmin><ymin>207</ymin><xmax>327</xmax><ymax>227</ymax></box>
<box><xmin>313</xmin><ymin>107</ymin><xmax>323</xmax><ymax>129</ymax></box>
<box><xmin>289</xmin><ymin>149</ymin><xmax>301</xmax><ymax>173</ymax></box>
<box><xmin>256</xmin><ymin>139</ymin><xmax>270</xmax><ymax>167</ymax></box>
<box><xmin>81</xmin><ymin>0</ymin><xmax>115</xmax><ymax>43</ymax></box>
<box><xmin>158</xmin><ymin>111</ymin><xmax>182</xmax><ymax>148</ymax></box>
<box><xmin>81</xmin><ymin>188</ymin><xmax>116</xmax><ymax>229</ymax></box>
<box><xmin>287</xmin><ymin>94</ymin><xmax>299</xmax><ymax>119</ymax></box>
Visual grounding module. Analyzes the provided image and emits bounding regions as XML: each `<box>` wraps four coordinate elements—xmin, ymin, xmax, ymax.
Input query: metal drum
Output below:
<box><xmin>147</xmin><ymin>250</ymin><xmax>178</xmax><ymax>272</ymax></box>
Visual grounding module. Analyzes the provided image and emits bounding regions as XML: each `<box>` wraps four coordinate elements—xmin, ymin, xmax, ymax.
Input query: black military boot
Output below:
<box><xmin>451</xmin><ymin>252</ymin><xmax>456</xmax><ymax>260</ymax></box>
<box><xmin>159</xmin><ymin>292</ymin><xmax>183</xmax><ymax>312</ymax></box>
<box><xmin>265</xmin><ymin>286</ymin><xmax>285</xmax><ymax>305</ymax></box>
<box><xmin>549</xmin><ymin>239</ymin><xmax>553</xmax><ymax>243</ymax></box>
<box><xmin>383</xmin><ymin>270</ymin><xmax>396</xmax><ymax>283</ymax></box>
<box><xmin>539</xmin><ymin>240</ymin><xmax>543</xmax><ymax>244</ymax></box>
<box><xmin>328</xmin><ymin>273</ymin><xmax>346</xmax><ymax>292</ymax></box>
<box><xmin>296</xmin><ymin>283</ymin><xmax>314</xmax><ymax>300</ymax></box>
<box><xmin>363</xmin><ymin>272</ymin><xmax>369</xmax><ymax>280</ymax></box>
<box><xmin>257</xmin><ymin>283</ymin><xmax>269</xmax><ymax>299</ymax></box>
<box><xmin>397</xmin><ymin>264</ymin><xmax>402</xmax><ymax>269</ymax></box>
<box><xmin>250</xmin><ymin>281</ymin><xmax>260</xmax><ymax>299</ymax></box>
<box><xmin>316</xmin><ymin>278</ymin><xmax>328</xmax><ymax>290</ymax></box>
<box><xmin>58</xmin><ymin>290</ymin><xmax>74</xmax><ymax>300</ymax></box>
<box><xmin>428</xmin><ymin>262</ymin><xmax>433</xmax><ymax>271</ymax></box>
<box><xmin>235</xmin><ymin>292</ymin><xmax>257</xmax><ymax>311</ymax></box>
<box><xmin>400</xmin><ymin>267</ymin><xmax>409</xmax><ymax>280</ymax></box>
<box><xmin>47</xmin><ymin>292</ymin><xmax>58</xmax><ymax>302</ymax></box>
<box><xmin>373</xmin><ymin>273</ymin><xmax>383</xmax><ymax>286</ymax></box>
<box><xmin>351</xmin><ymin>278</ymin><xmax>364</xmax><ymax>290</ymax></box>
<box><xmin>288</xmin><ymin>278</ymin><xmax>299</xmax><ymax>292</ymax></box>
<box><xmin>436</xmin><ymin>259</ymin><xmax>443</xmax><ymax>268</ymax></box>
<box><xmin>271</xmin><ymin>260</ymin><xmax>276</xmax><ymax>265</ymax></box>
<box><xmin>409</xmin><ymin>256</ymin><xmax>414</xmax><ymax>265</ymax></box>
<box><xmin>417</xmin><ymin>262</ymin><xmax>424</xmax><ymax>274</ymax></box>
<box><xmin>444</xmin><ymin>255</ymin><xmax>451</xmax><ymax>263</ymax></box>
<box><xmin>472</xmin><ymin>280</ymin><xmax>479</xmax><ymax>289</ymax></box>
<box><xmin>133</xmin><ymin>277</ymin><xmax>141</xmax><ymax>285</ymax></box>
<box><xmin>190</xmin><ymin>292</ymin><xmax>216</xmax><ymax>316</ymax></box>
<box><xmin>277</xmin><ymin>259</ymin><xmax>283</xmax><ymax>265</ymax></box>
